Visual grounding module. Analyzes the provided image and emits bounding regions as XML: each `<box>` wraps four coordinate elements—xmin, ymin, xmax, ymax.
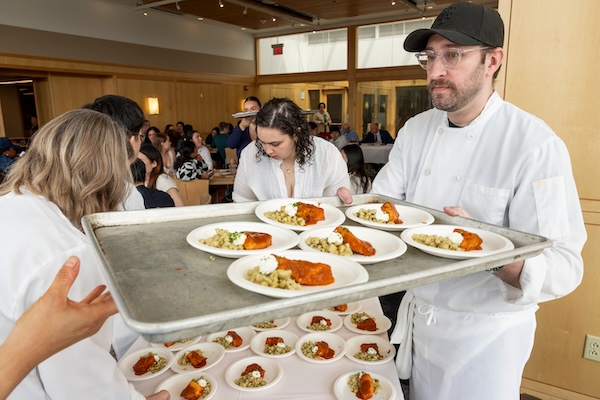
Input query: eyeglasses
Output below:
<box><xmin>415</xmin><ymin>47</ymin><xmax>490</xmax><ymax>70</ymax></box>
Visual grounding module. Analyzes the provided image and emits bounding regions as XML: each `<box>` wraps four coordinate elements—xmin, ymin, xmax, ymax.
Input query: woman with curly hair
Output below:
<box><xmin>233</xmin><ymin>97</ymin><xmax>352</xmax><ymax>203</ymax></box>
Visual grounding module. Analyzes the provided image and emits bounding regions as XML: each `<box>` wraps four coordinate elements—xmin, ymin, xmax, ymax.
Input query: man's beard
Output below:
<box><xmin>428</xmin><ymin>66</ymin><xmax>485</xmax><ymax>112</ymax></box>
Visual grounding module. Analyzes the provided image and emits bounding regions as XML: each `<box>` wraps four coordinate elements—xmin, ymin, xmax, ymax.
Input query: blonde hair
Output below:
<box><xmin>0</xmin><ymin>109</ymin><xmax>131</xmax><ymax>229</ymax></box>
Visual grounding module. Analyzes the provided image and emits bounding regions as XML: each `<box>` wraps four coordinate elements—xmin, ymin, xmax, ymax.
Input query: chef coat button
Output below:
<box><xmin>424</xmin><ymin>169</ymin><xmax>431</xmax><ymax>176</ymax></box>
<box><xmin>453</xmin><ymin>175</ymin><xmax>461</xmax><ymax>182</ymax></box>
<box><xmin>437</xmin><ymin>127</ymin><xmax>444</xmax><ymax>134</ymax></box>
<box><xmin>467</xmin><ymin>132</ymin><xmax>476</xmax><ymax>139</ymax></box>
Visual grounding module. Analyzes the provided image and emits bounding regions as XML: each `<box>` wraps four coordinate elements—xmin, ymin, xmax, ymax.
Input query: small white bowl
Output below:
<box><xmin>296</xmin><ymin>310</ymin><xmax>343</xmax><ymax>333</ymax></box>
<box><xmin>249</xmin><ymin>329</ymin><xmax>298</xmax><ymax>358</ymax></box>
<box><xmin>295</xmin><ymin>332</ymin><xmax>346</xmax><ymax>364</ymax></box>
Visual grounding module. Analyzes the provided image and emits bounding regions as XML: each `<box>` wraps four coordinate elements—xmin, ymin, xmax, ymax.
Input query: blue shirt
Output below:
<box><xmin>0</xmin><ymin>155</ymin><xmax>16</xmax><ymax>172</ymax></box>
<box><xmin>343</xmin><ymin>129</ymin><xmax>360</xmax><ymax>143</ymax></box>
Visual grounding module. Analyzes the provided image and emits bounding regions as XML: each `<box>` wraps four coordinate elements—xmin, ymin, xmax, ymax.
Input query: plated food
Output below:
<box><xmin>151</xmin><ymin>337</ymin><xmax>201</xmax><ymax>351</ymax></box>
<box><xmin>255</xmin><ymin>198</ymin><xmax>346</xmax><ymax>231</ymax></box>
<box><xmin>344</xmin><ymin>312</ymin><xmax>393</xmax><ymax>335</ymax></box>
<box><xmin>401</xmin><ymin>224</ymin><xmax>515</xmax><ymax>260</ymax></box>
<box><xmin>206</xmin><ymin>327</ymin><xmax>255</xmax><ymax>352</ymax></box>
<box><xmin>227</xmin><ymin>250</ymin><xmax>369</xmax><ymax>298</ymax></box>
<box><xmin>171</xmin><ymin>343</ymin><xmax>225</xmax><ymax>373</ymax></box>
<box><xmin>326</xmin><ymin>302</ymin><xmax>362</xmax><ymax>315</ymax></box>
<box><xmin>295</xmin><ymin>332</ymin><xmax>346</xmax><ymax>363</ymax></box>
<box><xmin>186</xmin><ymin>221</ymin><xmax>299</xmax><ymax>258</ymax></box>
<box><xmin>345</xmin><ymin>203</ymin><xmax>435</xmax><ymax>231</ymax></box>
<box><xmin>304</xmin><ymin>226</ymin><xmax>375</xmax><ymax>256</ymax></box>
<box><xmin>117</xmin><ymin>347</ymin><xmax>174</xmax><ymax>381</ymax></box>
<box><xmin>298</xmin><ymin>226</ymin><xmax>407</xmax><ymax>264</ymax></box>
<box><xmin>334</xmin><ymin>371</ymin><xmax>397</xmax><ymax>400</ymax></box>
<box><xmin>250</xmin><ymin>317</ymin><xmax>291</xmax><ymax>331</ymax></box>
<box><xmin>156</xmin><ymin>373</ymin><xmax>217</xmax><ymax>400</ymax></box>
<box><xmin>224</xmin><ymin>356</ymin><xmax>283</xmax><ymax>392</ymax></box>
<box><xmin>296</xmin><ymin>310</ymin><xmax>343</xmax><ymax>333</ymax></box>
<box><xmin>345</xmin><ymin>335</ymin><xmax>396</xmax><ymax>365</ymax></box>
<box><xmin>249</xmin><ymin>330</ymin><xmax>298</xmax><ymax>358</ymax></box>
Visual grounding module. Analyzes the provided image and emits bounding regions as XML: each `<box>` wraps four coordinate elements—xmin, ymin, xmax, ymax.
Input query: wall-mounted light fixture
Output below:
<box><xmin>147</xmin><ymin>97</ymin><xmax>160</xmax><ymax>115</ymax></box>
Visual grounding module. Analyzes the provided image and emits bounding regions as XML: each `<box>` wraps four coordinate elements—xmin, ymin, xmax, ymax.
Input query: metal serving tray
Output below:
<box><xmin>82</xmin><ymin>194</ymin><xmax>551</xmax><ymax>342</ymax></box>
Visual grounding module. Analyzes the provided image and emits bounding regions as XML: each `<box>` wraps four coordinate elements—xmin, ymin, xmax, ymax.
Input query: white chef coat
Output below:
<box><xmin>0</xmin><ymin>191</ymin><xmax>145</xmax><ymax>400</ymax></box>
<box><xmin>233</xmin><ymin>138</ymin><xmax>350</xmax><ymax>202</ymax></box>
<box><xmin>372</xmin><ymin>92</ymin><xmax>586</xmax><ymax>399</ymax></box>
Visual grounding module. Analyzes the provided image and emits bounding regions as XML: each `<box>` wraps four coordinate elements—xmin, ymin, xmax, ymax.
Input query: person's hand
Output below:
<box><xmin>336</xmin><ymin>187</ymin><xmax>353</xmax><ymax>204</ymax></box>
<box><xmin>12</xmin><ymin>256</ymin><xmax>117</xmax><ymax>363</ymax></box>
<box><xmin>146</xmin><ymin>390</ymin><xmax>171</xmax><ymax>400</ymax></box>
<box><xmin>443</xmin><ymin>206</ymin><xmax>473</xmax><ymax>219</ymax></box>
<box><xmin>240</xmin><ymin>117</ymin><xmax>252</xmax><ymax>130</ymax></box>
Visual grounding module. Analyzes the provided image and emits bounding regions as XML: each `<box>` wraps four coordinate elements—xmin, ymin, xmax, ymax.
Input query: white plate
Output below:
<box><xmin>250</xmin><ymin>317</ymin><xmax>291</xmax><ymax>331</ymax></box>
<box><xmin>344</xmin><ymin>335</ymin><xmax>396</xmax><ymax>365</ymax></box>
<box><xmin>171</xmin><ymin>342</ymin><xmax>226</xmax><ymax>373</ymax></box>
<box><xmin>227</xmin><ymin>250</ymin><xmax>369</xmax><ymax>298</ymax></box>
<box><xmin>225</xmin><ymin>356</ymin><xmax>283</xmax><ymax>392</ymax></box>
<box><xmin>343</xmin><ymin>312</ymin><xmax>393</xmax><ymax>335</ymax></box>
<box><xmin>151</xmin><ymin>337</ymin><xmax>202</xmax><ymax>352</ymax></box>
<box><xmin>156</xmin><ymin>372</ymin><xmax>218</xmax><ymax>400</ymax></box>
<box><xmin>333</xmin><ymin>371</ymin><xmax>397</xmax><ymax>400</ymax></box>
<box><xmin>186</xmin><ymin>221</ymin><xmax>299</xmax><ymax>259</ymax></box>
<box><xmin>117</xmin><ymin>347</ymin><xmax>174</xmax><ymax>381</ymax></box>
<box><xmin>345</xmin><ymin>203</ymin><xmax>435</xmax><ymax>231</ymax></box>
<box><xmin>255</xmin><ymin>199</ymin><xmax>346</xmax><ymax>231</ymax></box>
<box><xmin>249</xmin><ymin>329</ymin><xmax>299</xmax><ymax>358</ymax></box>
<box><xmin>324</xmin><ymin>301</ymin><xmax>362</xmax><ymax>315</ymax></box>
<box><xmin>295</xmin><ymin>332</ymin><xmax>346</xmax><ymax>364</ymax></box>
<box><xmin>206</xmin><ymin>327</ymin><xmax>255</xmax><ymax>352</ymax></box>
<box><xmin>296</xmin><ymin>310</ymin><xmax>343</xmax><ymax>333</ymax></box>
<box><xmin>298</xmin><ymin>225</ymin><xmax>407</xmax><ymax>264</ymax></box>
<box><xmin>400</xmin><ymin>224</ymin><xmax>515</xmax><ymax>260</ymax></box>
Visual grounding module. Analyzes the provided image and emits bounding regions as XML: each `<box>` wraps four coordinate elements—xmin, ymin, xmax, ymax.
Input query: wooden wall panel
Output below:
<box><xmin>502</xmin><ymin>0</ymin><xmax>600</xmax><ymax>397</ymax></box>
<box><xmin>48</xmin><ymin>75</ymin><xmax>106</xmax><ymax>115</ymax></box>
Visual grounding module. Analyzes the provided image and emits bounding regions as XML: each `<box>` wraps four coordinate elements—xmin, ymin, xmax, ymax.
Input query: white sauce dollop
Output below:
<box><xmin>284</xmin><ymin>203</ymin><xmax>298</xmax><ymax>216</ymax></box>
<box><xmin>276</xmin><ymin>342</ymin><xmax>286</xmax><ymax>348</ymax></box>
<box><xmin>319</xmin><ymin>319</ymin><xmax>327</xmax><ymax>326</ymax></box>
<box><xmin>375</xmin><ymin>208</ymin><xmax>389</xmax><ymax>221</ymax></box>
<box><xmin>225</xmin><ymin>335</ymin><xmax>233</xmax><ymax>343</ymax></box>
<box><xmin>447</xmin><ymin>231</ymin><xmax>464</xmax><ymax>245</ymax></box>
<box><xmin>258</xmin><ymin>255</ymin><xmax>278</xmax><ymax>274</ymax></box>
<box><xmin>311</xmin><ymin>345</ymin><xmax>318</xmax><ymax>353</ymax></box>
<box><xmin>327</xmin><ymin>231</ymin><xmax>343</xmax><ymax>244</ymax></box>
<box><xmin>230</xmin><ymin>232</ymin><xmax>247</xmax><ymax>246</ymax></box>
<box><xmin>198</xmin><ymin>378</ymin><xmax>207</xmax><ymax>387</ymax></box>
<box><xmin>367</xmin><ymin>347</ymin><xmax>377</xmax><ymax>355</ymax></box>
<box><xmin>251</xmin><ymin>370</ymin><xmax>261</xmax><ymax>378</ymax></box>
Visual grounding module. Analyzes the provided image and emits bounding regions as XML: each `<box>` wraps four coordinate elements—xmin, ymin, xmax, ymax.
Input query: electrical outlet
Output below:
<box><xmin>583</xmin><ymin>335</ymin><xmax>600</xmax><ymax>362</ymax></box>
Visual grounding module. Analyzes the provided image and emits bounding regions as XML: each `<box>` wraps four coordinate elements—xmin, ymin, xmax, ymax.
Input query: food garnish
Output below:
<box><xmin>132</xmin><ymin>352</ymin><xmax>167</xmax><ymax>375</ymax></box>
<box><xmin>213</xmin><ymin>330</ymin><xmax>243</xmax><ymax>349</ymax></box>
<box><xmin>412</xmin><ymin>228</ymin><xmax>483</xmax><ymax>252</ymax></box>
<box><xmin>235</xmin><ymin>363</ymin><xmax>267</xmax><ymax>388</ymax></box>
<box><xmin>180</xmin><ymin>376</ymin><xmax>211</xmax><ymax>400</ymax></box>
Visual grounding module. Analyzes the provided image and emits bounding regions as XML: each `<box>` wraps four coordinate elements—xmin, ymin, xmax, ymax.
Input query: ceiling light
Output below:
<box><xmin>272</xmin><ymin>16</ymin><xmax>277</xmax><ymax>22</ymax></box>
<box><xmin>197</xmin><ymin>17</ymin><xmax>203</xmax><ymax>20</ymax></box>
<box><xmin>219</xmin><ymin>0</ymin><xmax>224</xmax><ymax>8</ymax></box>
<box><xmin>391</xmin><ymin>0</ymin><xmax>396</xmax><ymax>5</ymax></box>
<box><xmin>175</xmin><ymin>1</ymin><xmax>180</xmax><ymax>10</ymax></box>
<box><xmin>143</xmin><ymin>11</ymin><xmax>148</xmax><ymax>16</ymax></box>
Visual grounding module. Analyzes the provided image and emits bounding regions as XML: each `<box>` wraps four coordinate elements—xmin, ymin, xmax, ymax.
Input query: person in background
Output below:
<box><xmin>82</xmin><ymin>94</ymin><xmax>146</xmax><ymax>211</ymax></box>
<box><xmin>340</xmin><ymin>122</ymin><xmax>360</xmax><ymax>143</ymax></box>
<box><xmin>0</xmin><ymin>109</ymin><xmax>168</xmax><ymax>400</ymax></box>
<box><xmin>152</xmin><ymin>131</ymin><xmax>176</xmax><ymax>176</ymax></box>
<box><xmin>228</xmin><ymin>96</ymin><xmax>261</xmax><ymax>159</ymax></box>
<box><xmin>144</xmin><ymin>126</ymin><xmax>160</xmax><ymax>145</ymax></box>
<box><xmin>233</xmin><ymin>97</ymin><xmax>352</xmax><ymax>203</ymax></box>
<box><xmin>0</xmin><ymin>137</ymin><xmax>23</xmax><ymax>174</ymax></box>
<box><xmin>362</xmin><ymin>122</ymin><xmax>394</xmax><ymax>144</ymax></box>
<box><xmin>175</xmin><ymin>121</ymin><xmax>185</xmax><ymax>136</ymax></box>
<box><xmin>330</xmin><ymin>129</ymin><xmax>348</xmax><ymax>151</ymax></box>
<box><xmin>164</xmin><ymin>123</ymin><xmax>174</xmax><ymax>134</ymax></box>
<box><xmin>130</xmin><ymin>158</ymin><xmax>174</xmax><ymax>208</ymax></box>
<box><xmin>140</xmin><ymin>119</ymin><xmax>150</xmax><ymax>138</ymax></box>
<box><xmin>371</xmin><ymin>3</ymin><xmax>586</xmax><ymax>399</ymax></box>
<box><xmin>205</xmin><ymin>126</ymin><xmax>219</xmax><ymax>147</ymax></box>
<box><xmin>29</xmin><ymin>116</ymin><xmax>39</xmax><ymax>137</ymax></box>
<box><xmin>0</xmin><ymin>256</ymin><xmax>119</xmax><ymax>400</ymax></box>
<box><xmin>138</xmin><ymin>144</ymin><xmax>183</xmax><ymax>207</ymax></box>
<box><xmin>313</xmin><ymin>102</ymin><xmax>331</xmax><ymax>133</ymax></box>
<box><xmin>213</xmin><ymin>121</ymin><xmax>230</xmax><ymax>165</ymax></box>
<box><xmin>341</xmin><ymin>144</ymin><xmax>371</xmax><ymax>194</ymax></box>
<box><xmin>308</xmin><ymin>121</ymin><xmax>319</xmax><ymax>137</ymax></box>
<box><xmin>188</xmin><ymin>130</ymin><xmax>213</xmax><ymax>171</ymax></box>
<box><xmin>175</xmin><ymin>141</ymin><xmax>211</xmax><ymax>181</ymax></box>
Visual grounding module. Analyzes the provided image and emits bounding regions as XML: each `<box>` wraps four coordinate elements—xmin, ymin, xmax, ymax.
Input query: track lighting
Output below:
<box><xmin>272</xmin><ymin>16</ymin><xmax>277</xmax><ymax>22</ymax></box>
<box><xmin>219</xmin><ymin>0</ymin><xmax>223</xmax><ymax>8</ymax></box>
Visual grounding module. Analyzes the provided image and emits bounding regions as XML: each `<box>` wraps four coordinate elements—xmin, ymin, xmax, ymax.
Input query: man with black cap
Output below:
<box><xmin>372</xmin><ymin>2</ymin><xmax>586</xmax><ymax>399</ymax></box>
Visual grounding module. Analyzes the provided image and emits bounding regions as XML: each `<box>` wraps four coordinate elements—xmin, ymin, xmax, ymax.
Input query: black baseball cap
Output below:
<box><xmin>404</xmin><ymin>2</ymin><xmax>504</xmax><ymax>52</ymax></box>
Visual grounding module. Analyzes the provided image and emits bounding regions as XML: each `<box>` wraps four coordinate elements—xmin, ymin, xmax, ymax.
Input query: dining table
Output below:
<box><xmin>209</xmin><ymin>169</ymin><xmax>236</xmax><ymax>202</ymax></box>
<box><xmin>125</xmin><ymin>296</ymin><xmax>405</xmax><ymax>400</ymax></box>
<box><xmin>359</xmin><ymin>143</ymin><xmax>393</xmax><ymax>165</ymax></box>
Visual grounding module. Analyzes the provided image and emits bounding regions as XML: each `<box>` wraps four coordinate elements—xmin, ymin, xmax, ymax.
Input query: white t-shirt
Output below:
<box><xmin>156</xmin><ymin>173</ymin><xmax>178</xmax><ymax>193</ymax></box>
<box><xmin>0</xmin><ymin>191</ymin><xmax>144</xmax><ymax>399</ymax></box>
<box><xmin>233</xmin><ymin>138</ymin><xmax>350</xmax><ymax>202</ymax></box>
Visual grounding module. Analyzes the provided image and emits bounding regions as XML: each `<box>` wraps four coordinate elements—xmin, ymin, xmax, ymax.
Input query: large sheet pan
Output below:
<box><xmin>82</xmin><ymin>194</ymin><xmax>551</xmax><ymax>342</ymax></box>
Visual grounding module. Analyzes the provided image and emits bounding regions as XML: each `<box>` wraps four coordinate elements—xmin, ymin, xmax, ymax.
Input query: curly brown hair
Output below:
<box><xmin>254</xmin><ymin>97</ymin><xmax>314</xmax><ymax>167</ymax></box>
